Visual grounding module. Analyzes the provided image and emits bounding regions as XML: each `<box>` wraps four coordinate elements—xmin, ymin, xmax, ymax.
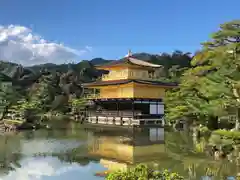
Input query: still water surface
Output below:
<box><xmin>0</xmin><ymin>122</ymin><xmax>239</xmax><ymax>180</ymax></box>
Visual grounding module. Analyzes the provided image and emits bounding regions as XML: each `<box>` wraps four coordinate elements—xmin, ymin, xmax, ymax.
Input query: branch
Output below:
<box><xmin>233</xmin><ymin>88</ymin><xmax>240</xmax><ymax>102</ymax></box>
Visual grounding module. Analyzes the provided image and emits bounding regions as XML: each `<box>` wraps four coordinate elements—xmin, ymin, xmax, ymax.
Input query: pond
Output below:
<box><xmin>0</xmin><ymin>122</ymin><xmax>239</xmax><ymax>180</ymax></box>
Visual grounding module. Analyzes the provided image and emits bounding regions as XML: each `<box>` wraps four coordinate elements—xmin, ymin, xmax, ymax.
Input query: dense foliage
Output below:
<box><xmin>106</xmin><ymin>164</ymin><xmax>184</xmax><ymax>180</ymax></box>
<box><xmin>165</xmin><ymin>20</ymin><xmax>240</xmax><ymax>130</ymax></box>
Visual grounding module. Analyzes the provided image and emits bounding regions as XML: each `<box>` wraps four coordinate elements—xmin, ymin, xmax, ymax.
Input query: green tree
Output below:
<box><xmin>0</xmin><ymin>65</ymin><xmax>49</xmax><ymax>120</ymax></box>
<box><xmin>166</xmin><ymin>20</ymin><xmax>240</xmax><ymax>130</ymax></box>
<box><xmin>0</xmin><ymin>82</ymin><xmax>21</xmax><ymax>120</ymax></box>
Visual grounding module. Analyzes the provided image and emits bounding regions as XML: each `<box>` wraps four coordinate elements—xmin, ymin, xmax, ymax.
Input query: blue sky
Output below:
<box><xmin>0</xmin><ymin>0</ymin><xmax>239</xmax><ymax>65</ymax></box>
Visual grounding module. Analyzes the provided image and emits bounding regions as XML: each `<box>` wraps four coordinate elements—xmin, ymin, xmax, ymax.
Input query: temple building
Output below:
<box><xmin>83</xmin><ymin>50</ymin><xmax>177</xmax><ymax>127</ymax></box>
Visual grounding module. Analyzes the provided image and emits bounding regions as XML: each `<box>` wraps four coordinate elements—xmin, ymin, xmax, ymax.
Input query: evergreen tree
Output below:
<box><xmin>166</xmin><ymin>20</ymin><xmax>240</xmax><ymax>129</ymax></box>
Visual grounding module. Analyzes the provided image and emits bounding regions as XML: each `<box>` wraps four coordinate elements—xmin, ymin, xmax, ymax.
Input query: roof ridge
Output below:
<box><xmin>95</xmin><ymin>52</ymin><xmax>162</xmax><ymax>68</ymax></box>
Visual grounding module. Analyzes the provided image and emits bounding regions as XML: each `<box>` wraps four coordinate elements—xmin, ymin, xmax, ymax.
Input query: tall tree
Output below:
<box><xmin>166</xmin><ymin>20</ymin><xmax>240</xmax><ymax>130</ymax></box>
<box><xmin>0</xmin><ymin>65</ymin><xmax>50</xmax><ymax>120</ymax></box>
<box><xmin>0</xmin><ymin>82</ymin><xmax>21</xmax><ymax>120</ymax></box>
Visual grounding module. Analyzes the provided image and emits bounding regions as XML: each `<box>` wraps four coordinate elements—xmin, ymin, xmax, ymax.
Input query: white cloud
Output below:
<box><xmin>0</xmin><ymin>25</ymin><xmax>92</xmax><ymax>66</ymax></box>
<box><xmin>0</xmin><ymin>156</ymin><xmax>105</xmax><ymax>180</ymax></box>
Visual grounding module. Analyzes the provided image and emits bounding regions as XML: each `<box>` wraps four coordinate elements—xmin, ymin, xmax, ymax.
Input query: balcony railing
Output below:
<box><xmin>87</xmin><ymin>110</ymin><xmax>163</xmax><ymax>118</ymax></box>
<box><xmin>101</xmin><ymin>72</ymin><xmax>161</xmax><ymax>81</ymax></box>
<box><xmin>88</xmin><ymin>110</ymin><xmax>141</xmax><ymax>117</ymax></box>
<box><xmin>85</xmin><ymin>94</ymin><xmax>100</xmax><ymax>99</ymax></box>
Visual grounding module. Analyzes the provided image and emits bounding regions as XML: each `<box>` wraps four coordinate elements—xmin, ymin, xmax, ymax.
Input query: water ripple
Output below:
<box><xmin>20</xmin><ymin>139</ymin><xmax>84</xmax><ymax>155</ymax></box>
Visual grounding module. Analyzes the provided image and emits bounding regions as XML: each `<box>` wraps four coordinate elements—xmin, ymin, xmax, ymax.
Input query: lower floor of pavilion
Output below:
<box><xmin>85</xmin><ymin>98</ymin><xmax>165</xmax><ymax>127</ymax></box>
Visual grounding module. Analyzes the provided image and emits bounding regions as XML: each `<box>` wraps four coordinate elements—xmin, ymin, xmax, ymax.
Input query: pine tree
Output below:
<box><xmin>166</xmin><ymin>20</ymin><xmax>240</xmax><ymax>129</ymax></box>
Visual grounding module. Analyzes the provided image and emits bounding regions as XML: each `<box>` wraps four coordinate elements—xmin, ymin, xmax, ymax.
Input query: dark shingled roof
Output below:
<box><xmin>95</xmin><ymin>57</ymin><xmax>161</xmax><ymax>68</ymax></box>
<box><xmin>83</xmin><ymin>79</ymin><xmax>177</xmax><ymax>87</ymax></box>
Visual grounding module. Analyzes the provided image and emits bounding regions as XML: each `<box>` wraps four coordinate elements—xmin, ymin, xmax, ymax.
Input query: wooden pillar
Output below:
<box><xmin>114</xmin><ymin>100</ymin><xmax>119</xmax><ymax>125</ymax></box>
<box><xmin>132</xmin><ymin>99</ymin><xmax>134</xmax><ymax>117</ymax></box>
<box><xmin>131</xmin><ymin>99</ymin><xmax>134</xmax><ymax>125</ymax></box>
<box><xmin>117</xmin><ymin>100</ymin><xmax>119</xmax><ymax>116</ymax></box>
<box><xmin>93</xmin><ymin>88</ymin><xmax>96</xmax><ymax>97</ymax></box>
<box><xmin>119</xmin><ymin>101</ymin><xmax>123</xmax><ymax>126</ymax></box>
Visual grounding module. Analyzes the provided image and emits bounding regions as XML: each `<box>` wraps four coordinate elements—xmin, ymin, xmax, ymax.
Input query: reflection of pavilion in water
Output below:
<box><xmin>87</xmin><ymin>127</ymin><xmax>165</xmax><ymax>173</ymax></box>
<box><xmin>87</xmin><ymin>128</ymin><xmax>240</xmax><ymax>179</ymax></box>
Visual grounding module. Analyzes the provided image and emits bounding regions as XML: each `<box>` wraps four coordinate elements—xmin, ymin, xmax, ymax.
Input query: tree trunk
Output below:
<box><xmin>207</xmin><ymin>116</ymin><xmax>219</xmax><ymax>130</ymax></box>
<box><xmin>192</xmin><ymin>126</ymin><xmax>198</xmax><ymax>139</ymax></box>
<box><xmin>0</xmin><ymin>103</ymin><xmax>11</xmax><ymax>120</ymax></box>
<box><xmin>232</xmin><ymin>85</ymin><xmax>240</xmax><ymax>130</ymax></box>
<box><xmin>235</xmin><ymin>108</ymin><xmax>240</xmax><ymax>130</ymax></box>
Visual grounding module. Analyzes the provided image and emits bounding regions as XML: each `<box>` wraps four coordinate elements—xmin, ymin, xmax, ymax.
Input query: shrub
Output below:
<box><xmin>209</xmin><ymin>130</ymin><xmax>240</xmax><ymax>151</ymax></box>
<box><xmin>106</xmin><ymin>164</ymin><xmax>184</xmax><ymax>180</ymax></box>
<box><xmin>199</xmin><ymin>125</ymin><xmax>211</xmax><ymax>137</ymax></box>
<box><xmin>212</xmin><ymin>129</ymin><xmax>240</xmax><ymax>140</ymax></box>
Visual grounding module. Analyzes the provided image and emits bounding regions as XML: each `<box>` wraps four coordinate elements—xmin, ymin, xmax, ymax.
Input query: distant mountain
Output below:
<box><xmin>90</xmin><ymin>58</ymin><xmax>113</xmax><ymax>65</ymax></box>
<box><xmin>27</xmin><ymin>58</ymin><xmax>112</xmax><ymax>72</ymax></box>
<box><xmin>130</xmin><ymin>53</ymin><xmax>154</xmax><ymax>61</ymax></box>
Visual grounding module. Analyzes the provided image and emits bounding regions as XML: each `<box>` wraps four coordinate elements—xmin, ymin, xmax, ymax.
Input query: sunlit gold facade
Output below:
<box><xmin>100</xmin><ymin>67</ymin><xmax>163</xmax><ymax>81</ymax></box>
<box><xmin>85</xmin><ymin>55</ymin><xmax>174</xmax><ymax>99</ymax></box>
<box><xmin>88</xmin><ymin>83</ymin><xmax>166</xmax><ymax>99</ymax></box>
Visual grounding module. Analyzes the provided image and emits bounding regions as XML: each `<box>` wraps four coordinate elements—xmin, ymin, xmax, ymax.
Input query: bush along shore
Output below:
<box><xmin>104</xmin><ymin>164</ymin><xmax>184</xmax><ymax>180</ymax></box>
<box><xmin>0</xmin><ymin>101</ymin><xmax>87</xmax><ymax>133</ymax></box>
<box><xmin>94</xmin><ymin>164</ymin><xmax>184</xmax><ymax>180</ymax></box>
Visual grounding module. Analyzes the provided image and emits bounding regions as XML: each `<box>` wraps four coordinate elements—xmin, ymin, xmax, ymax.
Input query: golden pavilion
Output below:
<box><xmin>83</xmin><ymin>50</ymin><xmax>177</xmax><ymax>127</ymax></box>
